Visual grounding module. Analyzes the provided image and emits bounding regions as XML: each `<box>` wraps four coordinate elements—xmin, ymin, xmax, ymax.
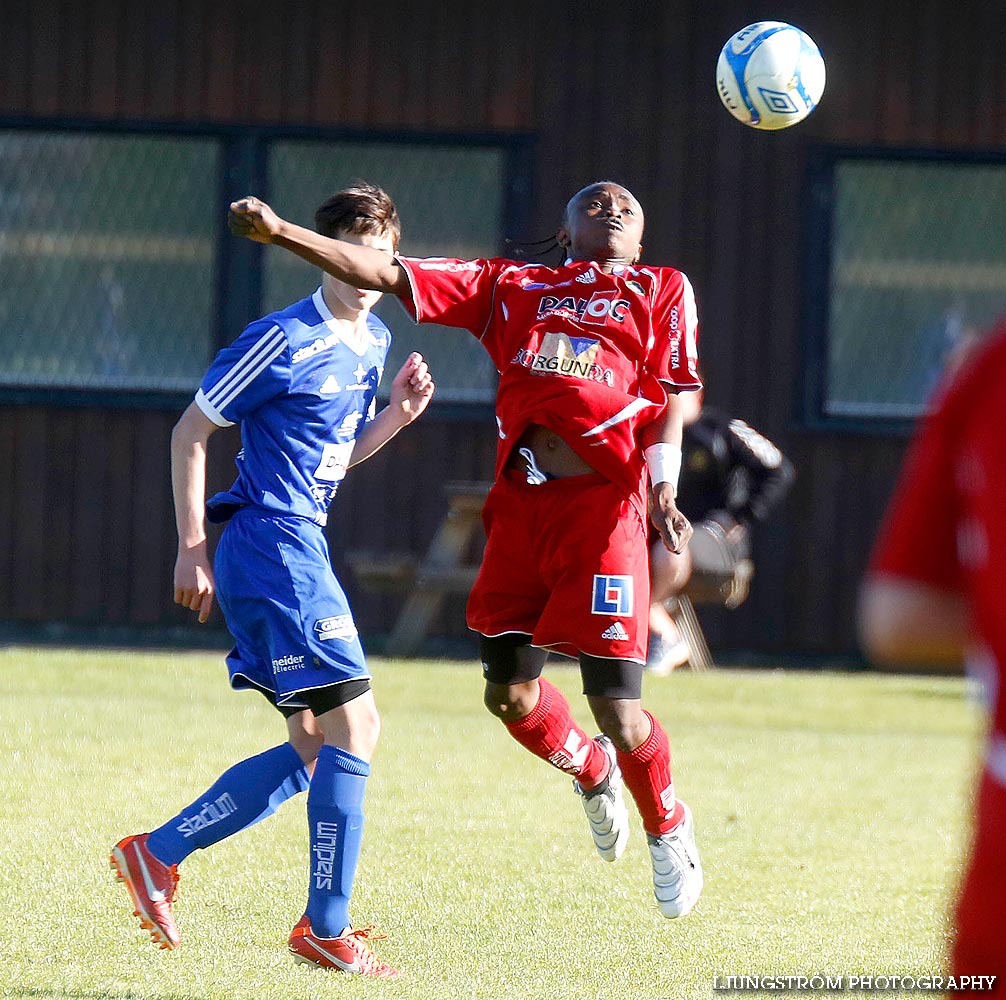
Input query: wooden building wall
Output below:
<box><xmin>2</xmin><ymin>0</ymin><xmax>1005</xmax><ymax>657</ymax></box>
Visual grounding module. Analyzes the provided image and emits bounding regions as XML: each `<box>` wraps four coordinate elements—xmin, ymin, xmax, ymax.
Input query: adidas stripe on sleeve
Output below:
<box><xmin>195</xmin><ymin>323</ymin><xmax>290</xmax><ymax>427</ymax></box>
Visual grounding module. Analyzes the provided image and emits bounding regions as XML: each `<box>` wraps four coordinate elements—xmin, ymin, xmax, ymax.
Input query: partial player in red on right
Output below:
<box><xmin>859</xmin><ymin>320</ymin><xmax>1006</xmax><ymax>993</ymax></box>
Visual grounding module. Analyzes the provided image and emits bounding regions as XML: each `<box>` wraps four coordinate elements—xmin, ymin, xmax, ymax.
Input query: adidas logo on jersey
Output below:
<box><xmin>601</xmin><ymin>622</ymin><xmax>630</xmax><ymax>641</ymax></box>
<box><xmin>576</xmin><ymin>268</ymin><xmax>597</xmax><ymax>284</ymax></box>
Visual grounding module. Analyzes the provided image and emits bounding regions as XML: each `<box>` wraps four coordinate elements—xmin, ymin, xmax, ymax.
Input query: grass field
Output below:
<box><xmin>0</xmin><ymin>647</ymin><xmax>984</xmax><ymax>1000</ymax></box>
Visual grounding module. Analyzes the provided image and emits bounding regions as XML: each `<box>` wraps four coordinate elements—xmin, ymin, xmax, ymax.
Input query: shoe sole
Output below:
<box><xmin>289</xmin><ymin>936</ymin><xmax>360</xmax><ymax>974</ymax></box>
<box><xmin>655</xmin><ymin>877</ymin><xmax>703</xmax><ymax>918</ymax></box>
<box><xmin>290</xmin><ymin>944</ymin><xmax>399</xmax><ymax>978</ymax></box>
<box><xmin>110</xmin><ymin>847</ymin><xmax>179</xmax><ymax>950</ymax></box>
<box><xmin>654</xmin><ymin>878</ymin><xmax>702</xmax><ymax>918</ymax></box>
<box><xmin>291</xmin><ymin>950</ymin><xmax>359</xmax><ymax>973</ymax></box>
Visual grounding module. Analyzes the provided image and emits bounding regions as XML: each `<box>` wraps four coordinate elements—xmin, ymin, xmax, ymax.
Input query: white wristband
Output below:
<box><xmin>645</xmin><ymin>443</ymin><xmax>681</xmax><ymax>490</ymax></box>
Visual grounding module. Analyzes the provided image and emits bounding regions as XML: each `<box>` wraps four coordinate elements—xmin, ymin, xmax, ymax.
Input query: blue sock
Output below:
<box><xmin>147</xmin><ymin>742</ymin><xmax>310</xmax><ymax>866</ymax></box>
<box><xmin>305</xmin><ymin>744</ymin><xmax>370</xmax><ymax>938</ymax></box>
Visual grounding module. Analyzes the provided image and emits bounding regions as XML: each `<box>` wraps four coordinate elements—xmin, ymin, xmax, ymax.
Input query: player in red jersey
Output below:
<box><xmin>229</xmin><ymin>181</ymin><xmax>704</xmax><ymax>917</ymax></box>
<box><xmin>859</xmin><ymin>322</ymin><xmax>1006</xmax><ymax>993</ymax></box>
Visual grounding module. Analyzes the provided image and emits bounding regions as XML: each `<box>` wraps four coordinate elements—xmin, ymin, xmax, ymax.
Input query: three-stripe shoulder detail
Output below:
<box><xmin>203</xmin><ymin>325</ymin><xmax>287</xmax><ymax>414</ymax></box>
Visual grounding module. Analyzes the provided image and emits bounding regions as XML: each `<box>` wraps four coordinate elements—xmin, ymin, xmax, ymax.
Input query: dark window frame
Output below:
<box><xmin>801</xmin><ymin>143</ymin><xmax>1006</xmax><ymax>436</ymax></box>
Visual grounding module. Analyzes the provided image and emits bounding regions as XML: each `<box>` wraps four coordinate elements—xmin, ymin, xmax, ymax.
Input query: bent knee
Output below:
<box><xmin>591</xmin><ymin>703</ymin><xmax>649</xmax><ymax>752</ymax></box>
<box><xmin>483</xmin><ymin>680</ymin><xmax>539</xmax><ymax>722</ymax></box>
<box><xmin>289</xmin><ymin>733</ymin><xmax>324</xmax><ymax>765</ymax></box>
<box><xmin>286</xmin><ymin>714</ymin><xmax>325</xmax><ymax>766</ymax></box>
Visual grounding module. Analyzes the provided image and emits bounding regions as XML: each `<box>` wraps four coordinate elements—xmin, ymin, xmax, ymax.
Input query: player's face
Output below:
<box><xmin>557</xmin><ymin>183</ymin><xmax>645</xmax><ymax>265</ymax></box>
<box><xmin>323</xmin><ymin>229</ymin><xmax>396</xmax><ymax>320</ymax></box>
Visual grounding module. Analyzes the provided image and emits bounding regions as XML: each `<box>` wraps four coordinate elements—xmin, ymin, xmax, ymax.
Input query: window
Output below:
<box><xmin>0</xmin><ymin>128</ymin><xmax>220</xmax><ymax>393</ymax></box>
<box><xmin>0</xmin><ymin>122</ymin><xmax>527</xmax><ymax>407</ymax></box>
<box><xmin>805</xmin><ymin>148</ymin><xmax>1006</xmax><ymax>425</ymax></box>
<box><xmin>262</xmin><ymin>138</ymin><xmax>506</xmax><ymax>403</ymax></box>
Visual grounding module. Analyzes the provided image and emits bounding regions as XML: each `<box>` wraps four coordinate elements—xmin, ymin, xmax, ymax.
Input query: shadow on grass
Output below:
<box><xmin>12</xmin><ymin>990</ymin><xmax>205</xmax><ymax>1000</ymax></box>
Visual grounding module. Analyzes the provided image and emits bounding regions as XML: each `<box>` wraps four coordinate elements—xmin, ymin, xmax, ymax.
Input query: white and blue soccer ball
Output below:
<box><xmin>716</xmin><ymin>21</ymin><xmax>826</xmax><ymax>130</ymax></box>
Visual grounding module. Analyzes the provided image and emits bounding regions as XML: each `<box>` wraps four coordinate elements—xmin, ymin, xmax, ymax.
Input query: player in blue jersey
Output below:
<box><xmin>110</xmin><ymin>183</ymin><xmax>432</xmax><ymax>978</ymax></box>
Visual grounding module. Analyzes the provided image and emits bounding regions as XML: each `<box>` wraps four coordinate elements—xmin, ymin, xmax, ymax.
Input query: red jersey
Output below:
<box><xmin>873</xmin><ymin>327</ymin><xmax>1006</xmax><ymax>987</ymax></box>
<box><xmin>397</xmin><ymin>256</ymin><xmax>701</xmax><ymax>494</ymax></box>
<box><xmin>870</xmin><ymin>326</ymin><xmax>1006</xmax><ymax>773</ymax></box>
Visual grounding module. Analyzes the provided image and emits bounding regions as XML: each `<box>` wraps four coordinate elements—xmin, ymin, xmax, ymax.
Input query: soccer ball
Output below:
<box><xmin>716</xmin><ymin>21</ymin><xmax>826</xmax><ymax>130</ymax></box>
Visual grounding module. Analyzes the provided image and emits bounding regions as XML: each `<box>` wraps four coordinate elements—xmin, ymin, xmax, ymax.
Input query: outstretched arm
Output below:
<box><xmin>228</xmin><ymin>196</ymin><xmax>412</xmax><ymax>296</ymax></box>
<box><xmin>348</xmin><ymin>352</ymin><xmax>435</xmax><ymax>468</ymax></box>
<box><xmin>171</xmin><ymin>402</ymin><xmax>220</xmax><ymax>623</ymax></box>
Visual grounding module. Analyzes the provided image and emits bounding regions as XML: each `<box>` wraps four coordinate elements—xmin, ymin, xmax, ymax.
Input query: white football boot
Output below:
<box><xmin>648</xmin><ymin>801</ymin><xmax>703</xmax><ymax>917</ymax></box>
<box><xmin>572</xmin><ymin>735</ymin><xmax>630</xmax><ymax>862</ymax></box>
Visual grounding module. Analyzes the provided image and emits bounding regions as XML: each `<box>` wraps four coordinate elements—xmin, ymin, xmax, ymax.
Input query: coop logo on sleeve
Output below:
<box><xmin>314</xmin><ymin>615</ymin><xmax>358</xmax><ymax>642</ymax></box>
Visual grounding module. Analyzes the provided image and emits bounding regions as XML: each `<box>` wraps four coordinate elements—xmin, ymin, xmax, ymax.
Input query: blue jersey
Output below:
<box><xmin>195</xmin><ymin>287</ymin><xmax>391</xmax><ymax>526</ymax></box>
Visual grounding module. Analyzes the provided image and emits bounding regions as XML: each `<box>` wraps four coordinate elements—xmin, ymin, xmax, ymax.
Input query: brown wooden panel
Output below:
<box><xmin>241</xmin><ymin>3</ymin><xmax>285</xmax><ymax>124</ymax></box>
<box><xmin>56</xmin><ymin>0</ymin><xmax>89</xmax><ymax>113</ymax></box>
<box><xmin>0</xmin><ymin>409</ymin><xmax>15</xmax><ymax>613</ymax></box>
<box><xmin>0</xmin><ymin>0</ymin><xmax>31</xmax><ymax>114</ymax></box>
<box><xmin>203</xmin><ymin>1</ymin><xmax>238</xmax><ymax>121</ymax></box>
<box><xmin>26</xmin><ymin>1</ymin><xmax>59</xmax><ymax>116</ymax></box>
<box><xmin>11</xmin><ymin>408</ymin><xmax>50</xmax><ymax>620</ymax></box>
<box><xmin>44</xmin><ymin>410</ymin><xmax>77</xmax><ymax>614</ymax></box>
<box><xmin>304</xmin><ymin>1</ymin><xmax>335</xmax><ymax>124</ymax></box>
<box><xmin>278</xmin><ymin>0</ymin><xmax>315</xmax><ymax>124</ymax></box>
<box><xmin>85</xmin><ymin>0</ymin><xmax>125</xmax><ymax>118</ymax></box>
<box><xmin>340</xmin><ymin>3</ymin><xmax>377</xmax><ymax>126</ymax></box>
<box><xmin>974</xmin><ymin>4</ymin><xmax>1006</xmax><ymax>145</ymax></box>
<box><xmin>126</xmin><ymin>412</ymin><xmax>174</xmax><ymax>623</ymax></box>
<box><xmin>70</xmin><ymin>410</ymin><xmax>111</xmax><ymax>621</ymax></box>
<box><xmin>484</xmin><ymin>2</ymin><xmax>533</xmax><ymax>131</ymax></box>
<box><xmin>144</xmin><ymin>3</ymin><xmax>183</xmax><ymax>120</ymax></box>
<box><xmin>100</xmin><ymin>415</ymin><xmax>137</xmax><ymax>624</ymax></box>
<box><xmin>174</xmin><ymin>0</ymin><xmax>208</xmax><ymax>121</ymax></box>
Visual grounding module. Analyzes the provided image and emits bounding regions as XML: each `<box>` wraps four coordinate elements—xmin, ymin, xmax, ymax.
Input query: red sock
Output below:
<box><xmin>616</xmin><ymin>711</ymin><xmax>685</xmax><ymax>836</ymax></box>
<box><xmin>503</xmin><ymin>679</ymin><xmax>609</xmax><ymax>787</ymax></box>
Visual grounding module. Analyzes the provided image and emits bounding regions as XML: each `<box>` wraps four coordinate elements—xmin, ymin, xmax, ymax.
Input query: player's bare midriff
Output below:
<box><xmin>509</xmin><ymin>424</ymin><xmax>598</xmax><ymax>479</ymax></box>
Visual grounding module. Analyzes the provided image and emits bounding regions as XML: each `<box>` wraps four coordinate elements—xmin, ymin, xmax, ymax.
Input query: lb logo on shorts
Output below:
<box><xmin>314</xmin><ymin>615</ymin><xmax>357</xmax><ymax>642</ymax></box>
<box><xmin>591</xmin><ymin>575</ymin><xmax>633</xmax><ymax>616</ymax></box>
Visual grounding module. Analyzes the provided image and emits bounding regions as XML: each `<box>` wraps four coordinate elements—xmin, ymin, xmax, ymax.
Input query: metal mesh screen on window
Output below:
<box><xmin>262</xmin><ymin>140</ymin><xmax>504</xmax><ymax>403</ymax></box>
<box><xmin>826</xmin><ymin>159</ymin><xmax>1006</xmax><ymax>418</ymax></box>
<box><xmin>0</xmin><ymin>131</ymin><xmax>220</xmax><ymax>391</ymax></box>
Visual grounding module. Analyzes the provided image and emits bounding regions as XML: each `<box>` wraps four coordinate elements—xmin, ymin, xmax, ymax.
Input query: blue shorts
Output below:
<box><xmin>213</xmin><ymin>508</ymin><xmax>369</xmax><ymax>708</ymax></box>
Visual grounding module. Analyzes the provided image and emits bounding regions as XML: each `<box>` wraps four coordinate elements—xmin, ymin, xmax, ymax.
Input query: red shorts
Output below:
<box><xmin>951</xmin><ymin>767</ymin><xmax>1006</xmax><ymax>993</ymax></box>
<box><xmin>466</xmin><ymin>470</ymin><xmax>650</xmax><ymax>662</ymax></box>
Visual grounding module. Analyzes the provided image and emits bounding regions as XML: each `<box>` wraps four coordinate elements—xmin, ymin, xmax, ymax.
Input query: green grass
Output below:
<box><xmin>0</xmin><ymin>647</ymin><xmax>984</xmax><ymax>1000</ymax></box>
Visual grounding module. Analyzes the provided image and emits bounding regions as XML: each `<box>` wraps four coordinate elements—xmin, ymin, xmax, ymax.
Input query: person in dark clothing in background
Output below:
<box><xmin>648</xmin><ymin>391</ymin><xmax>795</xmax><ymax>673</ymax></box>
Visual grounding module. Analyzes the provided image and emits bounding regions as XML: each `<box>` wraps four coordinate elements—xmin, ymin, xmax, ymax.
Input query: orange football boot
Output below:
<box><xmin>110</xmin><ymin>833</ymin><xmax>180</xmax><ymax>949</ymax></box>
<box><xmin>288</xmin><ymin>916</ymin><xmax>399</xmax><ymax>977</ymax></box>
